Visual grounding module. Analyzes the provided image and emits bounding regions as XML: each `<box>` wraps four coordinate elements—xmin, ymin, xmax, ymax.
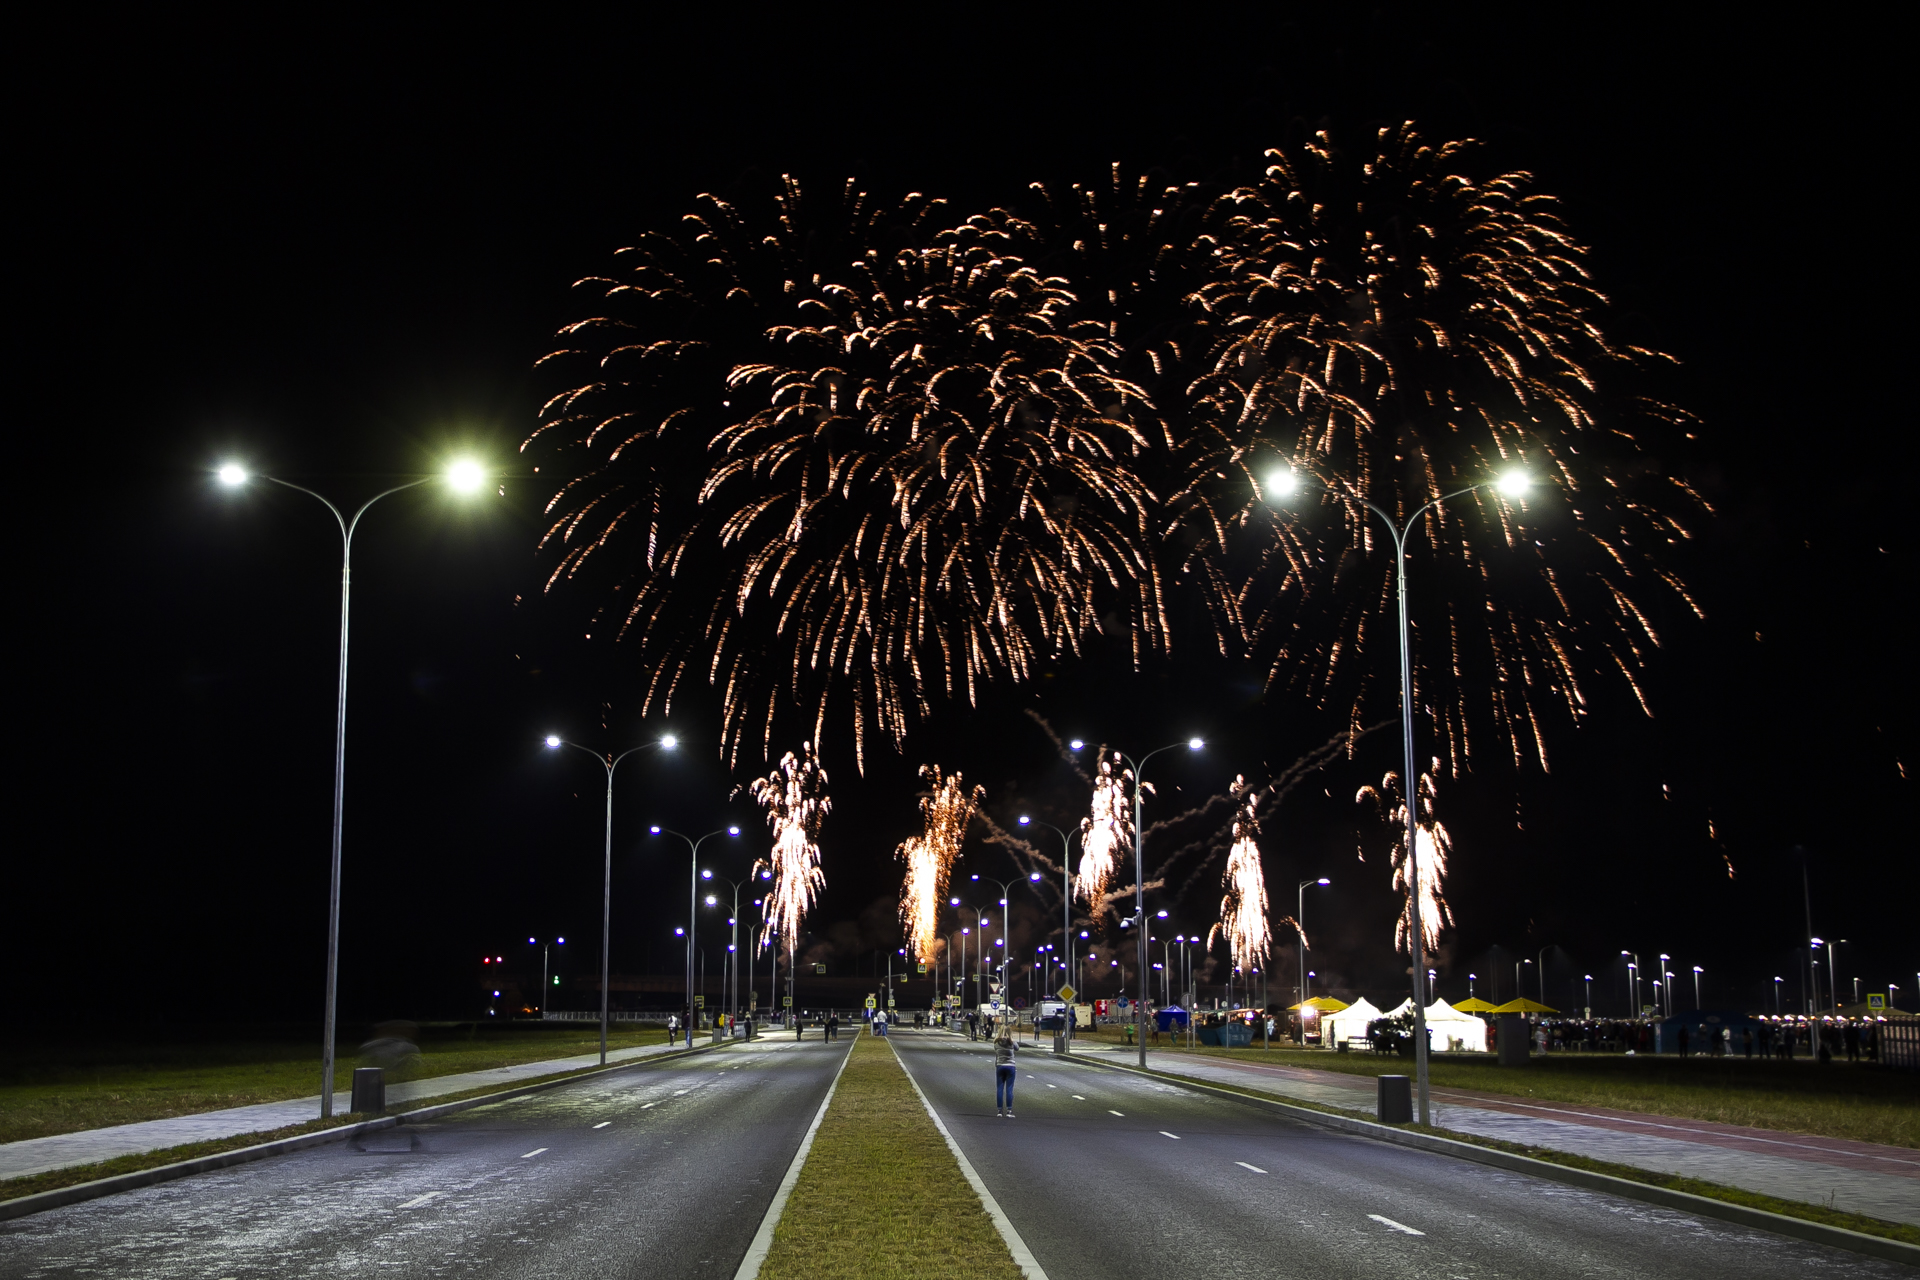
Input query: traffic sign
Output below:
<box><xmin>782</xmin><ymin>996</ymin><xmax>793</xmax><ymax>1007</ymax></box>
<box><xmin>1057</xmin><ymin>984</ymin><xmax>1077</xmax><ymax>1003</ymax></box>
<box><xmin>887</xmin><ymin>998</ymin><xmax>897</xmax><ymax>1009</ymax></box>
<box><xmin>814</xmin><ymin>962</ymin><xmax>828</xmax><ymax>975</ymax></box>
<box><xmin>694</xmin><ymin>995</ymin><xmax>705</xmax><ymax>1008</ymax></box>
<box><xmin>864</xmin><ymin>995</ymin><xmax>877</xmax><ymax>1010</ymax></box>
<box><xmin>917</xmin><ymin>963</ymin><xmax>927</xmax><ymax>974</ymax></box>
<box><xmin>1868</xmin><ymin>994</ymin><xmax>1886</xmax><ymax>1011</ymax></box>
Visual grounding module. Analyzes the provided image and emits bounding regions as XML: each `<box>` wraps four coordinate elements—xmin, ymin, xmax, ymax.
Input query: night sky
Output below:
<box><xmin>13</xmin><ymin>12</ymin><xmax>1912</xmax><ymax>1027</ymax></box>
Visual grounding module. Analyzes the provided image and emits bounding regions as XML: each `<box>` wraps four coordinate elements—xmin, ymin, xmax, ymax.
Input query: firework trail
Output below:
<box><xmin>1173</xmin><ymin>125</ymin><xmax>1706</xmax><ymax>770</ymax></box>
<box><xmin>1210</xmin><ymin>775</ymin><xmax>1272</xmax><ymax>972</ymax></box>
<box><xmin>1077</xmin><ymin>752</ymin><xmax>1144</xmax><ymax>909</ymax></box>
<box><xmin>1357</xmin><ymin>764</ymin><xmax>1455</xmax><ymax>956</ymax></box>
<box><xmin>750</xmin><ymin>742</ymin><xmax>831</xmax><ymax>956</ymax></box>
<box><xmin>898</xmin><ymin>765</ymin><xmax>983</xmax><ymax>961</ymax></box>
<box><xmin>528</xmin><ymin>178</ymin><xmax>1164</xmax><ymax>770</ymax></box>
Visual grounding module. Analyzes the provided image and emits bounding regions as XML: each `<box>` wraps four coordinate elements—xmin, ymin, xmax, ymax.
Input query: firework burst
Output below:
<box><xmin>1077</xmin><ymin>752</ymin><xmax>1144</xmax><ymax>909</ymax></box>
<box><xmin>1357</xmin><ymin>764</ymin><xmax>1454</xmax><ymax>956</ymax></box>
<box><xmin>898</xmin><ymin>765</ymin><xmax>983</xmax><ymax>961</ymax></box>
<box><xmin>750</xmin><ymin>742</ymin><xmax>831</xmax><ymax>956</ymax></box>
<box><xmin>1212</xmin><ymin>775</ymin><xmax>1272</xmax><ymax>972</ymax></box>
<box><xmin>1174</xmin><ymin>124</ymin><xmax>1706</xmax><ymax>769</ymax></box>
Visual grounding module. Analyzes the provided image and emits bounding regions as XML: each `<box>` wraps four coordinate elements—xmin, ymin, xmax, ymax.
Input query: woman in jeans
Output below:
<box><xmin>994</xmin><ymin>1020</ymin><xmax>1017</xmax><ymax>1117</ymax></box>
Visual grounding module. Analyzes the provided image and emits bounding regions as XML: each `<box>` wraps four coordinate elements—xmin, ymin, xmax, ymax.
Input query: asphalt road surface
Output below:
<box><xmin>0</xmin><ymin>1037</ymin><xmax>849</xmax><ymax>1279</ymax></box>
<box><xmin>892</xmin><ymin>1031</ymin><xmax>1911</xmax><ymax>1280</ymax></box>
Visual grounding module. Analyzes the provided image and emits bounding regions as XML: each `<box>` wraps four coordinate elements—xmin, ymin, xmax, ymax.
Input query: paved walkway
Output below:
<box><xmin>0</xmin><ymin>1039</ymin><xmax>707</xmax><ymax>1182</ymax></box>
<box><xmin>1080</xmin><ymin>1046</ymin><xmax>1920</xmax><ymax>1226</ymax></box>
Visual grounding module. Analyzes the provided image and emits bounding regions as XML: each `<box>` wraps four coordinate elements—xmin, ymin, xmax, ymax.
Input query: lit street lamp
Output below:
<box><xmin>529</xmin><ymin>936</ymin><xmax>566</xmax><ymax>1016</ymax></box>
<box><xmin>547</xmin><ymin>733</ymin><xmax>677</xmax><ymax>1064</ymax></box>
<box><xmin>1018</xmin><ymin>816</ymin><xmax>1079</xmax><ymax>1023</ymax></box>
<box><xmin>1692</xmin><ymin>964</ymin><xmax>1704</xmax><ymax>1009</ymax></box>
<box><xmin>218</xmin><ymin>457</ymin><xmax>490</xmax><ymax>1117</ymax></box>
<box><xmin>707</xmin><ymin>869</ymin><xmax>756</xmax><ymax>1024</ymax></box>
<box><xmin>1267</xmin><ymin>464</ymin><xmax>1530</xmax><ymax>1125</ymax></box>
<box><xmin>651</xmin><ymin>826</ymin><xmax>741</xmax><ymax>1034</ymax></box>
<box><xmin>1296</xmin><ymin>877</ymin><xmax>1329</xmax><ymax>1044</ymax></box>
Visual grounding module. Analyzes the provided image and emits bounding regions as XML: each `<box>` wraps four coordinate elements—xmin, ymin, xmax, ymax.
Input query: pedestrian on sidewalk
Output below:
<box><xmin>667</xmin><ymin>1013</ymin><xmax>679</xmax><ymax>1046</ymax></box>
<box><xmin>994</xmin><ymin>1020</ymin><xmax>1017</xmax><ymax>1117</ymax></box>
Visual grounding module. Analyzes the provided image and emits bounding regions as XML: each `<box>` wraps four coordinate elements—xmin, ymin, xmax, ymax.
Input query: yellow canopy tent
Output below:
<box><xmin>1490</xmin><ymin>998</ymin><xmax>1558</xmax><ymax>1014</ymax></box>
<box><xmin>1285</xmin><ymin>996</ymin><xmax>1350</xmax><ymax>1013</ymax></box>
<box><xmin>1452</xmin><ymin>997</ymin><xmax>1500</xmax><ymax>1013</ymax></box>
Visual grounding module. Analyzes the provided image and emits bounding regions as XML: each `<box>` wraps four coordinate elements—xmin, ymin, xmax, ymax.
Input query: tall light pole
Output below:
<box><xmin>1071</xmin><ymin>738</ymin><xmax>1204</xmax><ymax>1070</ymax></box>
<box><xmin>1692</xmin><ymin>965</ymin><xmax>1704</xmax><ymax>1010</ymax></box>
<box><xmin>971</xmin><ymin>871</ymin><xmax>1041</xmax><ymax>1019</ymax></box>
<box><xmin>1266</xmin><ymin>465</ymin><xmax>1529</xmax><ymax>1125</ymax></box>
<box><xmin>1659</xmin><ymin>954</ymin><xmax>1673</xmax><ymax>1018</ymax></box>
<box><xmin>1621</xmin><ymin>951</ymin><xmax>1641</xmax><ymax>1016</ymax></box>
<box><xmin>709</xmin><ymin>871</ymin><xmax>754</xmax><ymax>1024</ymax></box>
<box><xmin>529</xmin><ymin>936</ymin><xmax>565</xmax><ymax>1017</ymax></box>
<box><xmin>651</xmin><ymin>826</ymin><xmax>741</xmax><ymax>1034</ymax></box>
<box><xmin>1297</xmin><ymin>877</ymin><xmax>1329</xmax><ymax>1043</ymax></box>
<box><xmin>1583</xmin><ymin>974</ymin><xmax>1592</xmax><ymax>1015</ymax></box>
<box><xmin>218</xmin><ymin>458</ymin><xmax>490</xmax><ymax>1117</ymax></box>
<box><xmin>1018</xmin><ymin>816</ymin><xmax>1077</xmax><ymax>998</ymax></box>
<box><xmin>546</xmin><ymin>734</ymin><xmax>678</xmax><ymax>1065</ymax></box>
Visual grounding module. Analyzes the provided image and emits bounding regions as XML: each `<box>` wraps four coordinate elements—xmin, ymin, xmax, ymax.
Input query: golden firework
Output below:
<box><xmin>1077</xmin><ymin>753</ymin><xmax>1139</xmax><ymax>909</ymax></box>
<box><xmin>1357</xmin><ymin>764</ymin><xmax>1455</xmax><ymax>956</ymax></box>
<box><xmin>1215</xmin><ymin>776</ymin><xmax>1272</xmax><ymax>972</ymax></box>
<box><xmin>750</xmin><ymin>742</ymin><xmax>831</xmax><ymax>957</ymax></box>
<box><xmin>898</xmin><ymin>765</ymin><xmax>984</xmax><ymax>962</ymax></box>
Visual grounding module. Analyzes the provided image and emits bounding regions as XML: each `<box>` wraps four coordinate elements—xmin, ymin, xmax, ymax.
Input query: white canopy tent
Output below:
<box><xmin>1323</xmin><ymin>997</ymin><xmax>1384</xmax><ymax>1048</ymax></box>
<box><xmin>1379</xmin><ymin>997</ymin><xmax>1489</xmax><ymax>1052</ymax></box>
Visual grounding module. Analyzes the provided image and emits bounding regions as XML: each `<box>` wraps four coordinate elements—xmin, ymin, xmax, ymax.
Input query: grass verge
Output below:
<box><xmin>1115</xmin><ymin>1062</ymin><xmax>1919</xmax><ymax>1248</ymax></box>
<box><xmin>761</xmin><ymin>1034</ymin><xmax>1021</xmax><ymax>1280</ymax></box>
<box><xmin>0</xmin><ymin>1022</ymin><xmax>674</xmax><ymax>1144</ymax></box>
<box><xmin>1073</xmin><ymin>1032</ymin><xmax>1918</xmax><ymax>1149</ymax></box>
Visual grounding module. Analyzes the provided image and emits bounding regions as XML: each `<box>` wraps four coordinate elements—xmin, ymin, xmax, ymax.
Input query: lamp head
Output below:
<box><xmin>1187</xmin><ymin>737</ymin><xmax>1204</xmax><ymax>750</ymax></box>
<box><xmin>1018</xmin><ymin>815</ymin><xmax>1031</xmax><ymax>826</ymax></box>
<box><xmin>674</xmin><ymin>927</ymin><xmax>684</xmax><ymax>936</ymax></box>
<box><xmin>1317</xmin><ymin>877</ymin><xmax>1330</xmax><ymax>885</ymax></box>
<box><xmin>971</xmin><ymin>874</ymin><xmax>980</xmax><ymax>881</ymax></box>
<box><xmin>216</xmin><ymin>463</ymin><xmax>248</xmax><ymax>487</ymax></box>
<box><xmin>1268</xmin><ymin>468</ymin><xmax>1299</xmax><ymax>498</ymax></box>
<box><xmin>1497</xmin><ymin>469</ymin><xmax>1530</xmax><ymax>498</ymax></box>
<box><xmin>1068</xmin><ymin>739</ymin><xmax>1085</xmax><ymax>751</ymax></box>
<box><xmin>1156</xmin><ymin>909</ymin><xmax>1168</xmax><ymax>919</ymax></box>
<box><xmin>728</xmin><ymin>826</ymin><xmax>740</xmax><ymax>836</ymax></box>
<box><xmin>650</xmin><ymin>825</ymin><xmax>661</xmax><ymax>834</ymax></box>
<box><xmin>1028</xmin><ymin>872</ymin><xmax>1041</xmax><ymax>882</ymax></box>
<box><xmin>949</xmin><ymin>896</ymin><xmax>960</xmax><ymax>906</ymax></box>
<box><xmin>528</xmin><ymin>937</ymin><xmax>535</xmax><ymax>944</ymax></box>
<box><xmin>557</xmin><ymin>936</ymin><xmax>565</xmax><ymax>944</ymax></box>
<box><xmin>659</xmin><ymin>734</ymin><xmax>678</xmax><ymax>750</ymax></box>
<box><xmin>705</xmin><ymin>894</ymin><xmax>717</xmax><ymax>906</ymax></box>
<box><xmin>701</xmin><ymin>869</ymin><xmax>712</xmax><ymax>880</ymax></box>
<box><xmin>544</xmin><ymin>735</ymin><xmax>562</xmax><ymax>748</ymax></box>
<box><xmin>446</xmin><ymin>459</ymin><xmax>486</xmax><ymax>493</ymax></box>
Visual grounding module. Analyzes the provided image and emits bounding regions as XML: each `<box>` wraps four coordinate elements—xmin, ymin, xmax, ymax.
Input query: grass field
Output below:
<box><xmin>760</xmin><ymin>1033</ymin><xmax>1020</xmax><ymax>1280</ymax></box>
<box><xmin>0</xmin><ymin>1021</ymin><xmax>673</xmax><ymax>1145</ymax></box>
<box><xmin>1074</xmin><ymin>1029</ymin><xmax>1919</xmax><ymax>1148</ymax></box>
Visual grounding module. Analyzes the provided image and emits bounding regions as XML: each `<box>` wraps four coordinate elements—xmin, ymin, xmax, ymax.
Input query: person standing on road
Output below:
<box><xmin>994</xmin><ymin>1019</ymin><xmax>1018</xmax><ymax>1117</ymax></box>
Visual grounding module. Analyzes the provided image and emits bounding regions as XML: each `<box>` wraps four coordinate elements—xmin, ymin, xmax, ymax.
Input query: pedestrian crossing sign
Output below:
<box><xmin>1868</xmin><ymin>994</ymin><xmax>1886</xmax><ymax>1011</ymax></box>
<box><xmin>782</xmin><ymin>996</ymin><xmax>792</xmax><ymax>1007</ymax></box>
<box><xmin>864</xmin><ymin>995</ymin><xmax>877</xmax><ymax>1010</ymax></box>
<box><xmin>694</xmin><ymin>995</ymin><xmax>704</xmax><ymax>1008</ymax></box>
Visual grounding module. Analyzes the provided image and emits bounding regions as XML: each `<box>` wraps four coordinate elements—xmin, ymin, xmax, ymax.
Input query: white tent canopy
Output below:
<box><xmin>1374</xmin><ymin>997</ymin><xmax>1489</xmax><ymax>1052</ymax></box>
<box><xmin>1323</xmin><ymin>997</ymin><xmax>1384</xmax><ymax>1047</ymax></box>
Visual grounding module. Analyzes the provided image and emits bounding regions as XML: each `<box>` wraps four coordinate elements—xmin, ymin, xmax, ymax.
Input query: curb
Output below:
<box><xmin>1067</xmin><ymin>1054</ymin><xmax>1920</xmax><ymax>1268</ymax></box>
<box><xmin>0</xmin><ymin>1040</ymin><xmax>732</xmax><ymax>1223</ymax></box>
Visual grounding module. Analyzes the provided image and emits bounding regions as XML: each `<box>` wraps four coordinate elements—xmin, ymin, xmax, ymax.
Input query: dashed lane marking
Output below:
<box><xmin>593</xmin><ymin>1122</ymin><xmax>612</xmax><ymax>1129</ymax></box>
<box><xmin>396</xmin><ymin>1192</ymin><xmax>442</xmax><ymax>1210</ymax></box>
<box><xmin>521</xmin><ymin>1148</ymin><xmax>549</xmax><ymax>1159</ymax></box>
<box><xmin>1108</xmin><ymin>1110</ymin><xmax>1124</xmax><ymax>1117</ymax></box>
<box><xmin>673</xmin><ymin>1090</ymin><xmax>690</xmax><ymax>1096</ymax></box>
<box><xmin>1071</xmin><ymin>1095</ymin><xmax>1086</xmax><ymax>1100</ymax></box>
<box><xmin>1046</xmin><ymin>1084</ymin><xmax>1057</xmax><ymax>1089</ymax></box>
<box><xmin>1160</xmin><ymin>1131</ymin><xmax>1181</xmax><ymax>1140</ymax></box>
<box><xmin>1368</xmin><ymin>1214</ymin><xmax>1425</xmax><ymax>1236</ymax></box>
<box><xmin>1236</xmin><ymin>1162</ymin><xmax>1267</xmax><ymax>1174</ymax></box>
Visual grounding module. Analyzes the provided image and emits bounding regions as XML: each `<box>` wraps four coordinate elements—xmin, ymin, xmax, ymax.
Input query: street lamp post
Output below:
<box><xmin>1072</xmin><ymin>739</ymin><xmax>1204</xmax><ymax>1071</ymax></box>
<box><xmin>218</xmin><ymin>458</ymin><xmax>489</xmax><ymax>1118</ymax></box>
<box><xmin>530</xmin><ymin>936</ymin><xmax>565</xmax><ymax>1016</ymax></box>
<box><xmin>1692</xmin><ymin>965</ymin><xmax>1704</xmax><ymax>1009</ymax></box>
<box><xmin>709</xmin><ymin>872</ymin><xmax>754</xmax><ymax>1025</ymax></box>
<box><xmin>547</xmin><ymin>734</ymin><xmax>678</xmax><ymax>1066</ymax></box>
<box><xmin>1621</xmin><ymin>951</ymin><xmax>1640</xmax><ymax>1017</ymax></box>
<box><xmin>651</xmin><ymin>826</ymin><xmax>741</xmax><ymax>1036</ymax></box>
<box><xmin>1296</xmin><ymin>877</ymin><xmax>1329</xmax><ymax>1044</ymax></box>
<box><xmin>1018</xmin><ymin>816</ymin><xmax>1077</xmax><ymax>996</ymax></box>
<box><xmin>1659</xmin><ymin>955</ymin><xmax>1673</xmax><ymax>1018</ymax></box>
<box><xmin>971</xmin><ymin>872</ymin><xmax>1040</xmax><ymax>1018</ymax></box>
<box><xmin>1266</xmin><ymin>465</ymin><xmax>1529</xmax><ymax>1125</ymax></box>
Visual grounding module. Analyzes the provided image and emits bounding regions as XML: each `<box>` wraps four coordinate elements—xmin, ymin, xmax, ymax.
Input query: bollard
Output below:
<box><xmin>1376</xmin><ymin>1073</ymin><xmax>1412</xmax><ymax>1124</ymax></box>
<box><xmin>350</xmin><ymin>1067</ymin><xmax>385</xmax><ymax>1115</ymax></box>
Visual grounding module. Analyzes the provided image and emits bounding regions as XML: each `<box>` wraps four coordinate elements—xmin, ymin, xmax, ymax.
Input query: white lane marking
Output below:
<box><xmin>1159</xmin><ymin>1131</ymin><xmax>1181</xmax><ymax>1140</ymax></box>
<box><xmin>1108</xmin><ymin>1110</ymin><xmax>1124</xmax><ymax>1117</ymax></box>
<box><xmin>396</xmin><ymin>1192</ymin><xmax>442</xmax><ymax>1209</ymax></box>
<box><xmin>1236</xmin><ymin>1161</ymin><xmax>1267</xmax><ymax>1174</ymax></box>
<box><xmin>674</xmin><ymin>1089</ymin><xmax>690</xmax><ymax>1096</ymax></box>
<box><xmin>593</xmin><ymin>1122</ymin><xmax>611</xmax><ymax>1129</ymax></box>
<box><xmin>1369</xmin><ymin>1214</ymin><xmax>1425</xmax><ymax>1236</ymax></box>
<box><xmin>1071</xmin><ymin>1095</ymin><xmax>1086</xmax><ymax>1100</ymax></box>
<box><xmin>642</xmin><ymin>1102</ymin><xmax>658</xmax><ymax>1109</ymax></box>
<box><xmin>1046</xmin><ymin>1084</ymin><xmax>1057</xmax><ymax>1089</ymax></box>
<box><xmin>520</xmin><ymin>1147</ymin><xmax>548</xmax><ymax>1159</ymax></box>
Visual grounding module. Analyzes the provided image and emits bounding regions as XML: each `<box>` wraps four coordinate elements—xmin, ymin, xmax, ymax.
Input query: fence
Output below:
<box><xmin>1881</xmin><ymin>1018</ymin><xmax>1919</xmax><ymax>1069</ymax></box>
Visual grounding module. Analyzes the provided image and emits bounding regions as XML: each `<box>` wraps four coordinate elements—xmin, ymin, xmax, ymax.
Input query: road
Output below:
<box><xmin>0</xmin><ymin>1036</ymin><xmax>849</xmax><ymax>1279</ymax></box>
<box><xmin>891</xmin><ymin>1031</ymin><xmax>1911</xmax><ymax>1280</ymax></box>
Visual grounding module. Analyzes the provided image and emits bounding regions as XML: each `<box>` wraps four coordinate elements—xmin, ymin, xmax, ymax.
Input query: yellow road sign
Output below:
<box><xmin>1057</xmin><ymin>984</ymin><xmax>1077</xmax><ymax>1003</ymax></box>
<box><xmin>864</xmin><ymin>995</ymin><xmax>877</xmax><ymax>1010</ymax></box>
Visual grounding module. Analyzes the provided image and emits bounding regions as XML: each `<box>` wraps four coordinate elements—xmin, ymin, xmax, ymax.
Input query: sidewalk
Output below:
<box><xmin>0</xmin><ymin>1039</ymin><xmax>699</xmax><ymax>1183</ymax></box>
<box><xmin>1083</xmin><ymin>1046</ymin><xmax>1920</xmax><ymax>1227</ymax></box>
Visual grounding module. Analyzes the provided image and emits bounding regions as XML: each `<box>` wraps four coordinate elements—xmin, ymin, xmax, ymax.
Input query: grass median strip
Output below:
<box><xmin>760</xmin><ymin>1034</ymin><xmax>1022</xmax><ymax>1280</ymax></box>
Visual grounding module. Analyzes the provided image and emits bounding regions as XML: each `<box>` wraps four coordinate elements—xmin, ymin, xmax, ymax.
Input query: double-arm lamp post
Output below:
<box><xmin>544</xmin><ymin>734</ymin><xmax>678</xmax><ymax>1065</ymax></box>
<box><xmin>1267</xmin><ymin>465</ymin><xmax>1530</xmax><ymax>1125</ymax></box>
<box><xmin>217</xmin><ymin>457</ymin><xmax>490</xmax><ymax>1118</ymax></box>
<box><xmin>1296</xmin><ymin>878</ymin><xmax>1330</xmax><ymax>1043</ymax></box>
<box><xmin>1019</xmin><ymin>816</ymin><xmax>1079</xmax><ymax>1008</ymax></box>
<box><xmin>1069</xmin><ymin>738</ymin><xmax>1205</xmax><ymax>1070</ymax></box>
<box><xmin>651</xmin><ymin>826</ymin><xmax>741</xmax><ymax>1032</ymax></box>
